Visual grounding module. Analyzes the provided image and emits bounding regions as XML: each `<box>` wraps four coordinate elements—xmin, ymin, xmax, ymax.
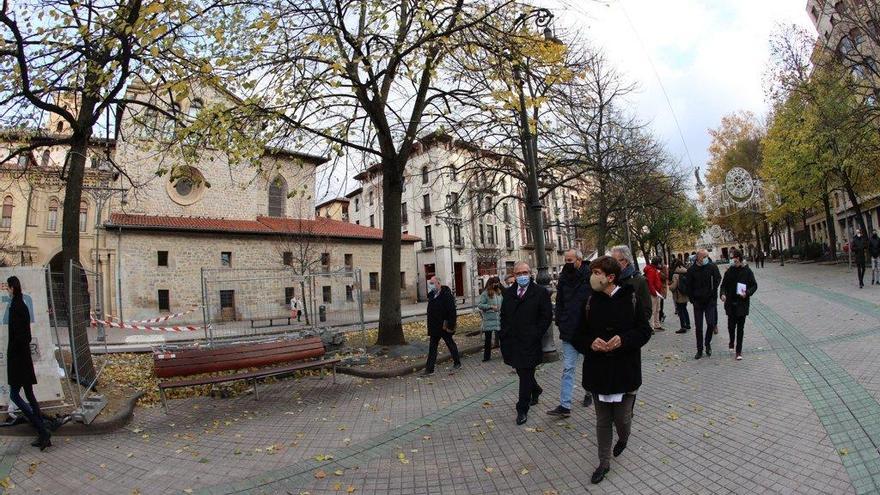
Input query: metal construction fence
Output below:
<box><xmin>200</xmin><ymin>267</ymin><xmax>366</xmax><ymax>345</ymax></box>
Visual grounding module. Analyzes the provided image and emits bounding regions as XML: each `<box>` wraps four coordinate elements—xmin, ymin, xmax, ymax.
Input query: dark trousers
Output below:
<box><xmin>857</xmin><ymin>260</ymin><xmax>866</xmax><ymax>286</ymax></box>
<box><xmin>483</xmin><ymin>332</ymin><xmax>499</xmax><ymax>360</ymax></box>
<box><xmin>10</xmin><ymin>384</ymin><xmax>49</xmax><ymax>438</ymax></box>
<box><xmin>693</xmin><ymin>302</ymin><xmax>718</xmax><ymax>352</ymax></box>
<box><xmin>727</xmin><ymin>314</ymin><xmax>746</xmax><ymax>354</ymax></box>
<box><xmin>515</xmin><ymin>367</ymin><xmax>541</xmax><ymax>414</ymax></box>
<box><xmin>425</xmin><ymin>332</ymin><xmax>460</xmax><ymax>373</ymax></box>
<box><xmin>593</xmin><ymin>393</ymin><xmax>636</xmax><ymax>468</ymax></box>
<box><xmin>659</xmin><ymin>297</ymin><xmax>666</xmax><ymax>322</ymax></box>
<box><xmin>675</xmin><ymin>302</ymin><xmax>691</xmax><ymax>329</ymax></box>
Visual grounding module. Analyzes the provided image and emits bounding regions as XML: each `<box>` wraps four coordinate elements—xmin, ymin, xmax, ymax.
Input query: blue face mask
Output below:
<box><xmin>427</xmin><ymin>282</ymin><xmax>436</xmax><ymax>293</ymax></box>
<box><xmin>702</xmin><ymin>257</ymin><xmax>709</xmax><ymax>266</ymax></box>
<box><xmin>516</xmin><ymin>275</ymin><xmax>530</xmax><ymax>287</ymax></box>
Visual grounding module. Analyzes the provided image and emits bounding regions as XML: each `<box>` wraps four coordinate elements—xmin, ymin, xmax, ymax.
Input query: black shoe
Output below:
<box><xmin>37</xmin><ymin>434</ymin><xmax>51</xmax><ymax>451</ymax></box>
<box><xmin>706</xmin><ymin>344</ymin><xmax>712</xmax><ymax>357</ymax></box>
<box><xmin>583</xmin><ymin>395</ymin><xmax>593</xmax><ymax>407</ymax></box>
<box><xmin>516</xmin><ymin>412</ymin><xmax>528</xmax><ymax>425</ymax></box>
<box><xmin>452</xmin><ymin>363</ymin><xmax>462</xmax><ymax>370</ymax></box>
<box><xmin>591</xmin><ymin>466</ymin><xmax>610</xmax><ymax>484</ymax></box>
<box><xmin>482</xmin><ymin>357</ymin><xmax>491</xmax><ymax>362</ymax></box>
<box><xmin>613</xmin><ymin>440</ymin><xmax>628</xmax><ymax>457</ymax></box>
<box><xmin>530</xmin><ymin>388</ymin><xmax>542</xmax><ymax>406</ymax></box>
<box><xmin>694</xmin><ymin>351</ymin><xmax>703</xmax><ymax>360</ymax></box>
<box><xmin>546</xmin><ymin>406</ymin><xmax>571</xmax><ymax>418</ymax></box>
<box><xmin>675</xmin><ymin>328</ymin><xmax>687</xmax><ymax>334</ymax></box>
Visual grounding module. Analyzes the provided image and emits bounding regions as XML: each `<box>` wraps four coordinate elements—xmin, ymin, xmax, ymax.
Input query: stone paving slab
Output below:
<box><xmin>2</xmin><ymin>263</ymin><xmax>876</xmax><ymax>494</ymax></box>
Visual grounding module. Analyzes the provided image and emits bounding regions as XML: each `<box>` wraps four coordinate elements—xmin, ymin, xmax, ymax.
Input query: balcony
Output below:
<box><xmin>421</xmin><ymin>208</ymin><xmax>432</xmax><ymax>218</ymax></box>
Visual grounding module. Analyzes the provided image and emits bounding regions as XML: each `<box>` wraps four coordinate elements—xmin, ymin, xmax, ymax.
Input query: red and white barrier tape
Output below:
<box><xmin>103</xmin><ymin>306</ymin><xmax>201</xmax><ymax>324</ymax></box>
<box><xmin>90</xmin><ymin>315</ymin><xmax>204</xmax><ymax>333</ymax></box>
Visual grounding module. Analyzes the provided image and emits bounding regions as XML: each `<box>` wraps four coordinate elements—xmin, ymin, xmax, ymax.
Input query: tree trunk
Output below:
<box><xmin>801</xmin><ymin>210</ymin><xmax>810</xmax><ymax>242</ymax></box>
<box><xmin>841</xmin><ymin>177</ymin><xmax>868</xmax><ymax>234</ymax></box>
<box><xmin>376</xmin><ymin>157</ymin><xmax>405</xmax><ymax>346</ymax></box>
<box><xmin>821</xmin><ymin>191</ymin><xmax>838</xmax><ymax>260</ymax></box>
<box><xmin>63</xmin><ymin>118</ymin><xmax>97</xmax><ymax>385</ymax></box>
<box><xmin>595</xmin><ymin>198</ymin><xmax>609</xmax><ymax>256</ymax></box>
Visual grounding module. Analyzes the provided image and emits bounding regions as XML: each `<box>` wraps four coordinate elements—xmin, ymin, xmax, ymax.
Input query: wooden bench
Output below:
<box><xmin>153</xmin><ymin>336</ymin><xmax>339</xmax><ymax>412</ymax></box>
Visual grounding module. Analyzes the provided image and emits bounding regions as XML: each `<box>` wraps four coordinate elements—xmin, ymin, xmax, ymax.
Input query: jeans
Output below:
<box><xmin>483</xmin><ymin>331</ymin><xmax>499</xmax><ymax>360</ymax></box>
<box><xmin>10</xmin><ymin>384</ymin><xmax>48</xmax><ymax>438</ymax></box>
<box><xmin>675</xmin><ymin>302</ymin><xmax>691</xmax><ymax>329</ymax></box>
<box><xmin>425</xmin><ymin>332</ymin><xmax>460</xmax><ymax>373</ymax></box>
<box><xmin>693</xmin><ymin>302</ymin><xmax>718</xmax><ymax>352</ymax></box>
<box><xmin>857</xmin><ymin>260</ymin><xmax>866</xmax><ymax>286</ymax></box>
<box><xmin>593</xmin><ymin>393</ymin><xmax>636</xmax><ymax>468</ymax></box>
<box><xmin>559</xmin><ymin>340</ymin><xmax>581</xmax><ymax>409</ymax></box>
<box><xmin>727</xmin><ymin>314</ymin><xmax>746</xmax><ymax>354</ymax></box>
<box><xmin>516</xmin><ymin>367</ymin><xmax>541</xmax><ymax>414</ymax></box>
<box><xmin>872</xmin><ymin>257</ymin><xmax>880</xmax><ymax>283</ymax></box>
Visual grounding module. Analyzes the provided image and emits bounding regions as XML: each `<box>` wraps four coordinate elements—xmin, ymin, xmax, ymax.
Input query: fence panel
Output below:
<box><xmin>67</xmin><ymin>261</ymin><xmax>108</xmax><ymax>423</ymax></box>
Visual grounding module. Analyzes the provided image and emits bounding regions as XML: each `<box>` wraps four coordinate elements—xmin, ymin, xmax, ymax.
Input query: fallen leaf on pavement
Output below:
<box><xmin>315</xmin><ymin>470</ymin><xmax>327</xmax><ymax>479</ymax></box>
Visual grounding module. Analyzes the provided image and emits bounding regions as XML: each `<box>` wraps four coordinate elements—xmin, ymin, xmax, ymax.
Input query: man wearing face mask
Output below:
<box><xmin>610</xmin><ymin>246</ymin><xmax>652</xmax><ymax>326</ymax></box>
<box><xmin>499</xmin><ymin>262</ymin><xmax>553</xmax><ymax>425</ymax></box>
<box><xmin>422</xmin><ymin>275</ymin><xmax>461</xmax><ymax>376</ymax></box>
<box><xmin>685</xmin><ymin>249</ymin><xmax>722</xmax><ymax>359</ymax></box>
<box><xmin>852</xmin><ymin>228</ymin><xmax>868</xmax><ymax>288</ymax></box>
<box><xmin>547</xmin><ymin>249</ymin><xmax>593</xmax><ymax>418</ymax></box>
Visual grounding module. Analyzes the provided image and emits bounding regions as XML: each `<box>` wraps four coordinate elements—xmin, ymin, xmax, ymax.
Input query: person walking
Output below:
<box><xmin>720</xmin><ymin>250</ymin><xmax>758</xmax><ymax>361</ymax></box>
<box><xmin>547</xmin><ymin>249</ymin><xmax>593</xmax><ymax>419</ymax></box>
<box><xmin>499</xmin><ymin>262</ymin><xmax>553</xmax><ymax>425</ymax></box>
<box><xmin>853</xmin><ymin>228</ymin><xmax>868</xmax><ymax>288</ymax></box>
<box><xmin>869</xmin><ymin>231</ymin><xmax>880</xmax><ymax>285</ymax></box>
<box><xmin>669</xmin><ymin>260</ymin><xmax>691</xmax><ymax>334</ymax></box>
<box><xmin>643</xmin><ymin>257</ymin><xmax>664</xmax><ymax>332</ymax></box>
<box><xmin>610</xmin><ymin>246</ymin><xmax>652</xmax><ymax>325</ymax></box>
<box><xmin>3</xmin><ymin>276</ymin><xmax>51</xmax><ymax>450</ymax></box>
<box><xmin>478</xmin><ymin>277</ymin><xmax>502</xmax><ymax>362</ymax></box>
<box><xmin>571</xmin><ymin>256</ymin><xmax>652</xmax><ymax>485</ymax></box>
<box><xmin>658</xmin><ymin>261</ymin><xmax>669</xmax><ymax>323</ymax></box>
<box><xmin>289</xmin><ymin>294</ymin><xmax>302</xmax><ymax>322</ymax></box>
<box><xmin>685</xmin><ymin>249</ymin><xmax>722</xmax><ymax>360</ymax></box>
<box><xmin>422</xmin><ymin>275</ymin><xmax>461</xmax><ymax>376</ymax></box>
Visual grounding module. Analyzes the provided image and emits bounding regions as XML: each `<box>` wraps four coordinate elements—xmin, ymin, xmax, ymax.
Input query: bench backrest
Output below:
<box><xmin>153</xmin><ymin>336</ymin><xmax>326</xmax><ymax>379</ymax></box>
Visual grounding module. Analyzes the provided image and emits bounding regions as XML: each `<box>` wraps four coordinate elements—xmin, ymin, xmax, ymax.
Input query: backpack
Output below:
<box><xmin>676</xmin><ymin>272</ymin><xmax>689</xmax><ymax>296</ymax></box>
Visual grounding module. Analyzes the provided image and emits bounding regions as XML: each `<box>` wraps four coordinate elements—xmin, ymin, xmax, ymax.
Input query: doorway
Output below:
<box><xmin>453</xmin><ymin>262</ymin><xmax>465</xmax><ymax>297</ymax></box>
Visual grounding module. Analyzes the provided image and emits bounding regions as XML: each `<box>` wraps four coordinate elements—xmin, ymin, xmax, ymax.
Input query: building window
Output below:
<box><xmin>285</xmin><ymin>287</ymin><xmax>295</xmax><ymax>304</ymax></box>
<box><xmin>479</xmin><ymin>224</ymin><xmax>485</xmax><ymax>245</ymax></box>
<box><xmin>354</xmin><ymin>197</ymin><xmax>360</xmax><ymax>211</ymax></box>
<box><xmin>421</xmin><ymin>165</ymin><xmax>429</xmax><ymax>184</ymax></box>
<box><xmin>322</xmin><ymin>286</ymin><xmax>332</xmax><ymax>303</ymax></box>
<box><xmin>344</xmin><ymin>253</ymin><xmax>353</xmax><ymax>270</ymax></box>
<box><xmin>450</xmin><ymin>165</ymin><xmax>458</xmax><ymax>182</ymax></box>
<box><xmin>505</xmin><ymin>228</ymin><xmax>513</xmax><ymax>249</ymax></box>
<box><xmin>346</xmin><ymin>285</ymin><xmax>354</xmax><ymax>302</ymax></box>
<box><xmin>283</xmin><ymin>251</ymin><xmax>293</xmax><ymax>266</ymax></box>
<box><xmin>1</xmin><ymin>196</ymin><xmax>12</xmax><ymax>229</ymax></box>
<box><xmin>450</xmin><ymin>192</ymin><xmax>459</xmax><ymax>214</ymax></box>
<box><xmin>401</xmin><ymin>202</ymin><xmax>408</xmax><ymax>225</ymax></box>
<box><xmin>369</xmin><ymin>214</ymin><xmax>375</xmax><ymax>227</ymax></box>
<box><xmin>158</xmin><ymin>289</ymin><xmax>170</xmax><ymax>312</ymax></box>
<box><xmin>268</xmin><ymin>176</ymin><xmax>288</xmax><ymax>217</ymax></box>
<box><xmin>422</xmin><ymin>194</ymin><xmax>431</xmax><ymax>215</ymax></box>
<box><xmin>47</xmin><ymin>198</ymin><xmax>59</xmax><ymax>231</ymax></box>
<box><xmin>424</xmin><ymin>225</ymin><xmax>433</xmax><ymax>248</ymax></box>
<box><xmin>400</xmin><ymin>271</ymin><xmax>406</xmax><ymax>288</ymax></box>
<box><xmin>140</xmin><ymin>108</ymin><xmax>157</xmax><ymax>139</ymax></box>
<box><xmin>355</xmin><ymin>220</ymin><xmax>360</xmax><ymax>225</ymax></box>
<box><xmin>56</xmin><ymin>122</ymin><xmax>63</xmax><ymax>133</ymax></box>
<box><xmin>503</xmin><ymin>203</ymin><xmax>510</xmax><ymax>222</ymax></box>
<box><xmin>166</xmin><ymin>165</ymin><xmax>206</xmax><ymax>206</ymax></box>
<box><xmin>485</xmin><ymin>197</ymin><xmax>492</xmax><ymax>213</ymax></box>
<box><xmin>221</xmin><ymin>251</ymin><xmax>232</xmax><ymax>267</ymax></box>
<box><xmin>79</xmin><ymin>200</ymin><xmax>88</xmax><ymax>232</ymax></box>
<box><xmin>453</xmin><ymin>224</ymin><xmax>462</xmax><ymax>246</ymax></box>
<box><xmin>488</xmin><ymin>224</ymin><xmax>496</xmax><ymax>245</ymax></box>
<box><xmin>369</xmin><ymin>272</ymin><xmax>378</xmax><ymax>291</ymax></box>
<box><xmin>220</xmin><ymin>290</ymin><xmax>235</xmax><ymax>310</ymax></box>
<box><xmin>41</xmin><ymin>150</ymin><xmax>50</xmax><ymax>167</ymax></box>
<box><xmin>157</xmin><ymin>251</ymin><xmax>169</xmax><ymax>267</ymax></box>
<box><xmin>321</xmin><ymin>252</ymin><xmax>330</xmax><ymax>270</ymax></box>
<box><xmin>369</xmin><ymin>191</ymin><xmax>374</xmax><ymax>206</ymax></box>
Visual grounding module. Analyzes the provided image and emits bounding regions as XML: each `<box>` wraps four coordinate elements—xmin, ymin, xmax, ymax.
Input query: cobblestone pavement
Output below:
<box><xmin>2</xmin><ymin>262</ymin><xmax>880</xmax><ymax>494</ymax></box>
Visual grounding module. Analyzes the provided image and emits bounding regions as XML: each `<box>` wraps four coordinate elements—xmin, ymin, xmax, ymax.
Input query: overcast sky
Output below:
<box><xmin>317</xmin><ymin>0</ymin><xmax>816</xmax><ymax>202</ymax></box>
<box><xmin>551</xmin><ymin>0</ymin><xmax>815</xmax><ymax>182</ymax></box>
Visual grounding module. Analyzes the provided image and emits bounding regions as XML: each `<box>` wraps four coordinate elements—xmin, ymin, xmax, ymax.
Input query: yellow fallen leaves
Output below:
<box><xmin>315</xmin><ymin>470</ymin><xmax>327</xmax><ymax>479</ymax></box>
<box><xmin>315</xmin><ymin>454</ymin><xmax>334</xmax><ymax>462</ymax></box>
<box><xmin>520</xmin><ymin>468</ymin><xmax>530</xmax><ymax>475</ymax></box>
<box><xmin>666</xmin><ymin>412</ymin><xmax>680</xmax><ymax>421</ymax></box>
<box><xmin>397</xmin><ymin>452</ymin><xmax>410</xmax><ymax>464</ymax></box>
<box><xmin>484</xmin><ymin>467</ymin><xmax>494</xmax><ymax>474</ymax></box>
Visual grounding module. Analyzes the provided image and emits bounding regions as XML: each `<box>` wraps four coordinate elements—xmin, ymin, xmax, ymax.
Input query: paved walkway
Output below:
<box><xmin>2</xmin><ymin>262</ymin><xmax>880</xmax><ymax>494</ymax></box>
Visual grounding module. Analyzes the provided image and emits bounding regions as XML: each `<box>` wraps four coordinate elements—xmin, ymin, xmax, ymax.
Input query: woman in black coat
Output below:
<box><xmin>720</xmin><ymin>250</ymin><xmax>758</xmax><ymax>360</ymax></box>
<box><xmin>5</xmin><ymin>276</ymin><xmax>51</xmax><ymax>450</ymax></box>
<box><xmin>499</xmin><ymin>262</ymin><xmax>552</xmax><ymax>425</ymax></box>
<box><xmin>572</xmin><ymin>256</ymin><xmax>652</xmax><ymax>485</ymax></box>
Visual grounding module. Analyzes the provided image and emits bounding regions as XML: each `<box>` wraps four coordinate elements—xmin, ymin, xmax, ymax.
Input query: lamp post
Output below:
<box><xmin>509</xmin><ymin>8</ymin><xmax>562</xmax><ymax>360</ymax></box>
<box><xmin>83</xmin><ymin>158</ymin><xmax>127</xmax><ymax>342</ymax></box>
<box><xmin>436</xmin><ymin>193</ymin><xmax>463</xmax><ymax>301</ymax></box>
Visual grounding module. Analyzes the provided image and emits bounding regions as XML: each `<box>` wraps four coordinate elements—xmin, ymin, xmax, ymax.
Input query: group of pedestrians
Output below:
<box><xmin>850</xmin><ymin>229</ymin><xmax>880</xmax><ymax>288</ymax></box>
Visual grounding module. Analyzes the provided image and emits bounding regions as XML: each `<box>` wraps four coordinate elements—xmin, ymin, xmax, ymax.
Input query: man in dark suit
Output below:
<box><xmin>422</xmin><ymin>275</ymin><xmax>461</xmax><ymax>376</ymax></box>
<box><xmin>500</xmin><ymin>262</ymin><xmax>553</xmax><ymax>425</ymax></box>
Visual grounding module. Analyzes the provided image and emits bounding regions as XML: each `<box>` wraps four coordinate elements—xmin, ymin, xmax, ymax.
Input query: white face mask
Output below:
<box><xmin>427</xmin><ymin>282</ymin><xmax>437</xmax><ymax>293</ymax></box>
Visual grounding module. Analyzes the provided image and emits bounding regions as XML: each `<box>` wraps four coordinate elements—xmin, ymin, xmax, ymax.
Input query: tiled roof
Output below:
<box><xmin>107</xmin><ymin>213</ymin><xmax>420</xmax><ymax>242</ymax></box>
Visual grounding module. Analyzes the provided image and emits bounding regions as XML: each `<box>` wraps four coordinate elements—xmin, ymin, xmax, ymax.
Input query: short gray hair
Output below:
<box><xmin>611</xmin><ymin>245</ymin><xmax>634</xmax><ymax>265</ymax></box>
<box><xmin>564</xmin><ymin>248</ymin><xmax>584</xmax><ymax>260</ymax></box>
